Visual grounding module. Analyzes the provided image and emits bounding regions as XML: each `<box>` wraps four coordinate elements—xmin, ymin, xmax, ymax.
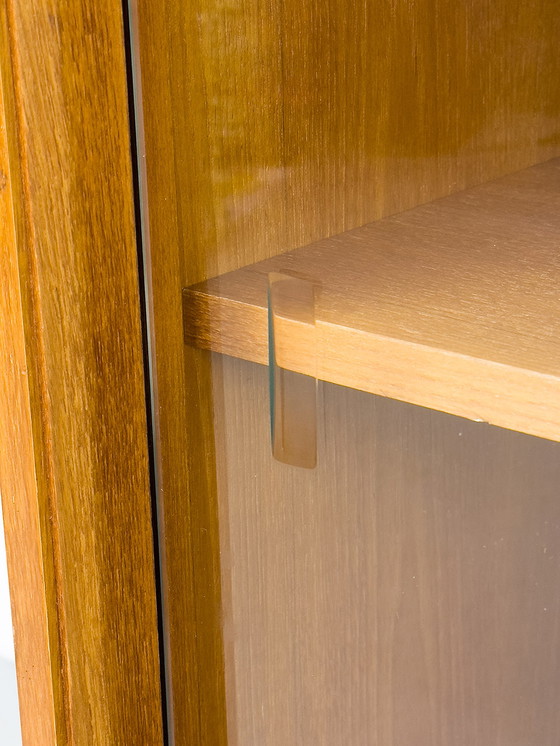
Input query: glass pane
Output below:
<box><xmin>268</xmin><ymin>273</ymin><xmax>317</xmax><ymax>468</ymax></box>
<box><xmin>127</xmin><ymin>0</ymin><xmax>560</xmax><ymax>742</ymax></box>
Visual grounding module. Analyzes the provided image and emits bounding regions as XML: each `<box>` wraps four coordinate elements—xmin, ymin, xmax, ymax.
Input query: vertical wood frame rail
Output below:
<box><xmin>0</xmin><ymin>0</ymin><xmax>163</xmax><ymax>743</ymax></box>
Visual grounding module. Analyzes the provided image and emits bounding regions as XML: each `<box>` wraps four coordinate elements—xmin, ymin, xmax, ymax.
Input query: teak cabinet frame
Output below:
<box><xmin>0</xmin><ymin>0</ymin><xmax>163</xmax><ymax>743</ymax></box>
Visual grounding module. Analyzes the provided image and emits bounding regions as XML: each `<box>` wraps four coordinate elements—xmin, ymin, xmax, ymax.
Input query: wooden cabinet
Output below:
<box><xmin>2</xmin><ymin>0</ymin><xmax>560</xmax><ymax>743</ymax></box>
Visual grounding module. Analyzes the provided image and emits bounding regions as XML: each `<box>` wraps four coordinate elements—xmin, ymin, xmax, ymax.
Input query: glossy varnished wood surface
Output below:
<box><xmin>138</xmin><ymin>0</ymin><xmax>560</xmax><ymax>286</ymax></box>
<box><xmin>185</xmin><ymin>159</ymin><xmax>560</xmax><ymax>443</ymax></box>
<box><xmin>2</xmin><ymin>0</ymin><xmax>163</xmax><ymax>742</ymax></box>
<box><xmin>130</xmin><ymin>1</ymin><xmax>229</xmax><ymax>741</ymax></box>
<box><xmin>214</xmin><ymin>355</ymin><xmax>560</xmax><ymax>745</ymax></box>
<box><xmin>131</xmin><ymin>0</ymin><xmax>560</xmax><ymax>741</ymax></box>
<box><xmin>0</xmin><ymin>36</ymin><xmax>56</xmax><ymax>745</ymax></box>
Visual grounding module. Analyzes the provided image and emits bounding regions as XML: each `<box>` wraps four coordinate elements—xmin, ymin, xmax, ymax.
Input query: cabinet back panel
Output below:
<box><xmin>214</xmin><ymin>355</ymin><xmax>560</xmax><ymax>746</ymax></box>
<box><xmin>137</xmin><ymin>0</ymin><xmax>560</xmax><ymax>283</ymax></box>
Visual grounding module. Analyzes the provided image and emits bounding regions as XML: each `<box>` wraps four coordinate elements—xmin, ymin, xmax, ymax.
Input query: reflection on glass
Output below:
<box><xmin>268</xmin><ymin>273</ymin><xmax>317</xmax><ymax>469</ymax></box>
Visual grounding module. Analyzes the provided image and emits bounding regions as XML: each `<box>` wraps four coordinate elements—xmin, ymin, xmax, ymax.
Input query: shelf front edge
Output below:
<box><xmin>183</xmin><ymin>287</ymin><xmax>560</xmax><ymax>444</ymax></box>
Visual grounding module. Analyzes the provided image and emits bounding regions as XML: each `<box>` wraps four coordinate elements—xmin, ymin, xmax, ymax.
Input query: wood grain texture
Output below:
<box><xmin>128</xmin><ymin>0</ymin><xmax>230</xmax><ymax>741</ymax></box>
<box><xmin>137</xmin><ymin>0</ymin><xmax>560</xmax><ymax>287</ymax></box>
<box><xmin>214</xmin><ymin>355</ymin><xmax>560</xmax><ymax>746</ymax></box>
<box><xmin>1</xmin><ymin>0</ymin><xmax>163</xmax><ymax>742</ymax></box>
<box><xmin>131</xmin><ymin>0</ymin><xmax>560</xmax><ymax>741</ymax></box>
<box><xmin>185</xmin><ymin>159</ymin><xmax>560</xmax><ymax>443</ymax></box>
<box><xmin>0</xmin><ymin>37</ymin><xmax>57</xmax><ymax>746</ymax></box>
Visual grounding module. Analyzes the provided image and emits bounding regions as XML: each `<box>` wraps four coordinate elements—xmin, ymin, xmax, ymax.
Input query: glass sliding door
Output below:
<box><xmin>127</xmin><ymin>1</ymin><xmax>560</xmax><ymax>742</ymax></box>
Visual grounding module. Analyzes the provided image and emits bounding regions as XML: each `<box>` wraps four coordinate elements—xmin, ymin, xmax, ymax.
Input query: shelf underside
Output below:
<box><xmin>183</xmin><ymin>159</ymin><xmax>560</xmax><ymax>442</ymax></box>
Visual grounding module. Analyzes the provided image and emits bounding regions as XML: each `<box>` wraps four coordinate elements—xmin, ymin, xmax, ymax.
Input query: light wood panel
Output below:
<box><xmin>131</xmin><ymin>0</ymin><xmax>560</xmax><ymax>742</ymax></box>
<box><xmin>214</xmin><ymin>355</ymin><xmax>560</xmax><ymax>746</ymax></box>
<box><xmin>185</xmin><ymin>159</ymin><xmax>560</xmax><ymax>443</ymax></box>
<box><xmin>1</xmin><ymin>0</ymin><xmax>163</xmax><ymax>742</ymax></box>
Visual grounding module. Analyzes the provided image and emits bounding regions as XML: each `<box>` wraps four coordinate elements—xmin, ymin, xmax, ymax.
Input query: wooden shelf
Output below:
<box><xmin>183</xmin><ymin>159</ymin><xmax>560</xmax><ymax>442</ymax></box>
